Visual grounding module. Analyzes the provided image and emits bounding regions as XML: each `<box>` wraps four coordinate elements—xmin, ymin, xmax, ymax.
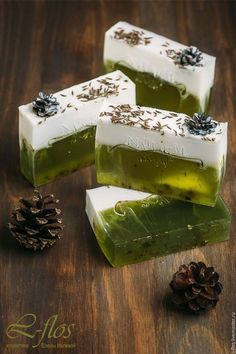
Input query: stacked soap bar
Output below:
<box><xmin>104</xmin><ymin>21</ymin><xmax>215</xmax><ymax>115</ymax></box>
<box><xmin>19</xmin><ymin>70</ymin><xmax>135</xmax><ymax>187</ymax></box>
<box><xmin>96</xmin><ymin>103</ymin><xmax>227</xmax><ymax>207</ymax></box>
<box><xmin>86</xmin><ymin>186</ymin><xmax>231</xmax><ymax>267</ymax></box>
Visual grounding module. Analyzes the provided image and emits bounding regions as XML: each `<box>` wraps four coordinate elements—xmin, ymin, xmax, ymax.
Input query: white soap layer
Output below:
<box><xmin>104</xmin><ymin>22</ymin><xmax>215</xmax><ymax>104</ymax></box>
<box><xmin>19</xmin><ymin>70</ymin><xmax>135</xmax><ymax>150</ymax></box>
<box><xmin>96</xmin><ymin>102</ymin><xmax>227</xmax><ymax>167</ymax></box>
<box><xmin>86</xmin><ymin>186</ymin><xmax>150</xmax><ymax>229</ymax></box>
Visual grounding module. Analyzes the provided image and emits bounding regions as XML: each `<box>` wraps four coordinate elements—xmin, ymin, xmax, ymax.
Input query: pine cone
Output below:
<box><xmin>170</xmin><ymin>262</ymin><xmax>223</xmax><ymax>313</ymax></box>
<box><xmin>166</xmin><ymin>46</ymin><xmax>203</xmax><ymax>67</ymax></box>
<box><xmin>185</xmin><ymin>113</ymin><xmax>217</xmax><ymax>136</ymax></box>
<box><xmin>32</xmin><ymin>92</ymin><xmax>59</xmax><ymax>117</ymax></box>
<box><xmin>178</xmin><ymin>46</ymin><xmax>203</xmax><ymax>66</ymax></box>
<box><xmin>8</xmin><ymin>190</ymin><xmax>63</xmax><ymax>251</ymax></box>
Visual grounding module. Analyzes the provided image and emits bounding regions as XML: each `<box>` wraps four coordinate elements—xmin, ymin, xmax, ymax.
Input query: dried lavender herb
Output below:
<box><xmin>113</xmin><ymin>27</ymin><xmax>152</xmax><ymax>46</ymax></box>
<box><xmin>77</xmin><ymin>78</ymin><xmax>119</xmax><ymax>102</ymax></box>
<box><xmin>103</xmin><ymin>105</ymin><xmax>177</xmax><ymax>137</ymax></box>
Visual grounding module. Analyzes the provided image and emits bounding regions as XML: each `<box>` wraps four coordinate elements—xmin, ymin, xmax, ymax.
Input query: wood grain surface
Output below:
<box><xmin>0</xmin><ymin>1</ymin><xmax>235</xmax><ymax>353</ymax></box>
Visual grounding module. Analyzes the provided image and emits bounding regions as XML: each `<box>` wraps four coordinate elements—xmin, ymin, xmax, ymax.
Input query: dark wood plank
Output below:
<box><xmin>0</xmin><ymin>1</ymin><xmax>235</xmax><ymax>353</ymax></box>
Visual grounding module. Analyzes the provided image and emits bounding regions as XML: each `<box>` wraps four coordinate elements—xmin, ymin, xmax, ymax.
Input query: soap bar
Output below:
<box><xmin>19</xmin><ymin>70</ymin><xmax>135</xmax><ymax>187</ymax></box>
<box><xmin>86</xmin><ymin>186</ymin><xmax>231</xmax><ymax>267</ymax></box>
<box><xmin>104</xmin><ymin>21</ymin><xmax>215</xmax><ymax>115</ymax></box>
<box><xmin>95</xmin><ymin>103</ymin><xmax>227</xmax><ymax>206</ymax></box>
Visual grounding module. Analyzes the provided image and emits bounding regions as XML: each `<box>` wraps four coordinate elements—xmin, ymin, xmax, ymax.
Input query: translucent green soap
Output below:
<box><xmin>104</xmin><ymin>60</ymin><xmax>212</xmax><ymax>116</ymax></box>
<box><xmin>96</xmin><ymin>144</ymin><xmax>225</xmax><ymax>207</ymax></box>
<box><xmin>20</xmin><ymin>126</ymin><xmax>96</xmax><ymax>187</ymax></box>
<box><xmin>86</xmin><ymin>187</ymin><xmax>231</xmax><ymax>267</ymax></box>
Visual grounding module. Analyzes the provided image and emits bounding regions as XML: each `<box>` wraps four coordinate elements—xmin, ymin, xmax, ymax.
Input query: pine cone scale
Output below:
<box><xmin>47</xmin><ymin>230</ymin><xmax>61</xmax><ymax>238</ymax></box>
<box><xmin>25</xmin><ymin>227</ymin><xmax>40</xmax><ymax>236</ymax></box>
<box><xmin>15</xmin><ymin>213</ymin><xmax>26</xmax><ymax>223</ymax></box>
<box><xmin>19</xmin><ymin>198</ymin><xmax>33</xmax><ymax>208</ymax></box>
<box><xmin>188</xmin><ymin>301</ymin><xmax>201</xmax><ymax>312</ymax></box>
<box><xmin>41</xmin><ymin>207</ymin><xmax>60</xmax><ymax>215</ymax></box>
<box><xmin>30</xmin><ymin>207</ymin><xmax>41</xmax><ymax>215</ymax></box>
<box><xmin>185</xmin><ymin>289</ymin><xmax>199</xmax><ymax>301</ymax></box>
<box><xmin>35</xmin><ymin>217</ymin><xmax>49</xmax><ymax>225</ymax></box>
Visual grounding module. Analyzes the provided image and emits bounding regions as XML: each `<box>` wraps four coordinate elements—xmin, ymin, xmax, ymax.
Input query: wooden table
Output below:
<box><xmin>0</xmin><ymin>1</ymin><xmax>235</xmax><ymax>353</ymax></box>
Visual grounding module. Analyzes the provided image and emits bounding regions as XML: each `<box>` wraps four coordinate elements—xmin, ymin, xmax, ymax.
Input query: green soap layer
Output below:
<box><xmin>96</xmin><ymin>144</ymin><xmax>225</xmax><ymax>207</ymax></box>
<box><xmin>94</xmin><ymin>195</ymin><xmax>230</xmax><ymax>267</ymax></box>
<box><xmin>104</xmin><ymin>60</ymin><xmax>212</xmax><ymax>116</ymax></box>
<box><xmin>20</xmin><ymin>126</ymin><xmax>96</xmax><ymax>187</ymax></box>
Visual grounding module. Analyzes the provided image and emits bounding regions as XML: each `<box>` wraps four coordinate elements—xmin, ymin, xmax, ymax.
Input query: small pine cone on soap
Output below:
<box><xmin>32</xmin><ymin>92</ymin><xmax>59</xmax><ymax>117</ymax></box>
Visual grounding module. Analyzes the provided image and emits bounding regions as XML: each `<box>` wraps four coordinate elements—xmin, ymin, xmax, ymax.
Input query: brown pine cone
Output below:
<box><xmin>8</xmin><ymin>190</ymin><xmax>63</xmax><ymax>251</ymax></box>
<box><xmin>170</xmin><ymin>261</ymin><xmax>223</xmax><ymax>313</ymax></box>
